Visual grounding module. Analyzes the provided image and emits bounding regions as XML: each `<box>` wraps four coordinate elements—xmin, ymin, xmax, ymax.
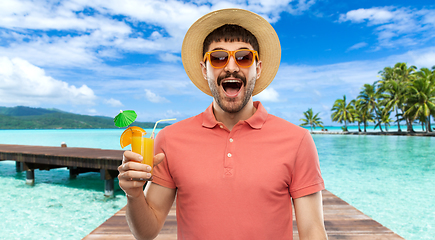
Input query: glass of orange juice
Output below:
<box><xmin>120</xmin><ymin>119</ymin><xmax>175</xmax><ymax>175</ymax></box>
<box><xmin>120</xmin><ymin>126</ymin><xmax>154</xmax><ymax>175</ymax></box>
<box><xmin>131</xmin><ymin>133</ymin><xmax>154</xmax><ymax>172</ymax></box>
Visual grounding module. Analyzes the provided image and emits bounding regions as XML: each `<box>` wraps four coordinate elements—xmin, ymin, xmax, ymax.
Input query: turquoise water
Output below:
<box><xmin>314</xmin><ymin>134</ymin><xmax>435</xmax><ymax>239</ymax></box>
<box><xmin>0</xmin><ymin>128</ymin><xmax>154</xmax><ymax>149</ymax></box>
<box><xmin>0</xmin><ymin>129</ymin><xmax>434</xmax><ymax>239</ymax></box>
<box><xmin>0</xmin><ymin>163</ymin><xmax>126</xmax><ymax>239</ymax></box>
<box><xmin>0</xmin><ymin>129</ymin><xmax>155</xmax><ymax>240</ymax></box>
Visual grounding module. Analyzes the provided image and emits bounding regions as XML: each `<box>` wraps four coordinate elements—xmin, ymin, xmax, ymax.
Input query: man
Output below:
<box><xmin>118</xmin><ymin>8</ymin><xmax>328</xmax><ymax>240</ymax></box>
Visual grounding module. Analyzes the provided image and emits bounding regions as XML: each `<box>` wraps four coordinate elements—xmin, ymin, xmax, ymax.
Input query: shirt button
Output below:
<box><xmin>220</xmin><ymin>125</ymin><xmax>224</xmax><ymax>129</ymax></box>
<box><xmin>227</xmin><ymin>153</ymin><xmax>232</xmax><ymax>158</ymax></box>
<box><xmin>229</xmin><ymin>138</ymin><xmax>233</xmax><ymax>142</ymax></box>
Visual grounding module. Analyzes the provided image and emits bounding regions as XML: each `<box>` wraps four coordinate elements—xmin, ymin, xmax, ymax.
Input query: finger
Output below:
<box><xmin>119</xmin><ymin>161</ymin><xmax>151</xmax><ymax>173</ymax></box>
<box><xmin>123</xmin><ymin>151</ymin><xmax>143</xmax><ymax>163</ymax></box>
<box><xmin>119</xmin><ymin>170</ymin><xmax>152</xmax><ymax>181</ymax></box>
<box><xmin>153</xmin><ymin>153</ymin><xmax>165</xmax><ymax>166</ymax></box>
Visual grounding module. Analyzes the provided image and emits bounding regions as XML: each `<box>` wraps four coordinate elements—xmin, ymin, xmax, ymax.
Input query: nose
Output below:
<box><xmin>224</xmin><ymin>55</ymin><xmax>239</xmax><ymax>73</ymax></box>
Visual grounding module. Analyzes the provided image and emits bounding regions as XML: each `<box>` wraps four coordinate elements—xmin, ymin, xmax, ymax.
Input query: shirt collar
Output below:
<box><xmin>202</xmin><ymin>101</ymin><xmax>268</xmax><ymax>129</ymax></box>
<box><xmin>202</xmin><ymin>103</ymin><xmax>218</xmax><ymax>128</ymax></box>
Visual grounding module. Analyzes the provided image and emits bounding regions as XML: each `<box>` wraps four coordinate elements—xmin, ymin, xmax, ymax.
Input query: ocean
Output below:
<box><xmin>0</xmin><ymin>128</ymin><xmax>434</xmax><ymax>239</ymax></box>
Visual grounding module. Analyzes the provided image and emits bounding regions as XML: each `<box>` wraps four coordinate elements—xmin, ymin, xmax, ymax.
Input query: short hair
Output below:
<box><xmin>202</xmin><ymin>24</ymin><xmax>260</xmax><ymax>57</ymax></box>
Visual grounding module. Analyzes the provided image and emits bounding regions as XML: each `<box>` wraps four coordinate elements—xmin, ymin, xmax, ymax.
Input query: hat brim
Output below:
<box><xmin>181</xmin><ymin>8</ymin><xmax>281</xmax><ymax>96</ymax></box>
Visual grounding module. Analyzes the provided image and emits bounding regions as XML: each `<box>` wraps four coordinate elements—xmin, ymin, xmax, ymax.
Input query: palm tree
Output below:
<box><xmin>395</xmin><ymin>62</ymin><xmax>417</xmax><ymax>132</ymax></box>
<box><xmin>331</xmin><ymin>95</ymin><xmax>355</xmax><ymax>132</ymax></box>
<box><xmin>374</xmin><ymin>107</ymin><xmax>393</xmax><ymax>132</ymax></box>
<box><xmin>378</xmin><ymin>66</ymin><xmax>407</xmax><ymax>132</ymax></box>
<box><xmin>300</xmin><ymin>108</ymin><xmax>324</xmax><ymax>132</ymax></box>
<box><xmin>352</xmin><ymin>98</ymin><xmax>375</xmax><ymax>132</ymax></box>
<box><xmin>382</xmin><ymin>113</ymin><xmax>394</xmax><ymax>132</ymax></box>
<box><xmin>331</xmin><ymin>62</ymin><xmax>435</xmax><ymax>134</ymax></box>
<box><xmin>413</xmin><ymin>68</ymin><xmax>435</xmax><ymax>132</ymax></box>
<box><xmin>405</xmin><ymin>69</ymin><xmax>435</xmax><ymax>133</ymax></box>
<box><xmin>358</xmin><ymin>83</ymin><xmax>382</xmax><ymax>131</ymax></box>
<box><xmin>432</xmin><ymin>66</ymin><xmax>435</xmax><ymax>131</ymax></box>
<box><xmin>417</xmin><ymin>114</ymin><xmax>427</xmax><ymax>131</ymax></box>
<box><xmin>352</xmin><ymin>100</ymin><xmax>362</xmax><ymax>132</ymax></box>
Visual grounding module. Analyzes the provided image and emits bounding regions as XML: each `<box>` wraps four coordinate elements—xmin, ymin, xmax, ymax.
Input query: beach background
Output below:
<box><xmin>0</xmin><ymin>127</ymin><xmax>434</xmax><ymax>240</ymax></box>
<box><xmin>1</xmin><ymin>1</ymin><xmax>435</xmax><ymax>239</ymax></box>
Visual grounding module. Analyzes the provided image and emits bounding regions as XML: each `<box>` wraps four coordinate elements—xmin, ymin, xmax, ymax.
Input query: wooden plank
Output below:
<box><xmin>84</xmin><ymin>199</ymin><xmax>177</xmax><ymax>240</ymax></box>
<box><xmin>84</xmin><ymin>190</ymin><xmax>405</xmax><ymax>239</ymax></box>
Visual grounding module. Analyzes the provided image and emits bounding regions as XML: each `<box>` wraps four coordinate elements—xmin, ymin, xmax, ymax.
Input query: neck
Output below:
<box><xmin>212</xmin><ymin>98</ymin><xmax>257</xmax><ymax>131</ymax></box>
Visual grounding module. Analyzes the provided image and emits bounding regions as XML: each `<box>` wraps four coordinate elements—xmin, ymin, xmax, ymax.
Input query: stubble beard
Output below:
<box><xmin>208</xmin><ymin>73</ymin><xmax>256</xmax><ymax>114</ymax></box>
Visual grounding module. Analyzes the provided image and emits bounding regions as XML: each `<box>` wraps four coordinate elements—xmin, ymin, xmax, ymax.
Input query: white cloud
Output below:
<box><xmin>0</xmin><ymin>56</ymin><xmax>96</xmax><ymax>106</ymax></box>
<box><xmin>400</xmin><ymin>47</ymin><xmax>435</xmax><ymax>68</ymax></box>
<box><xmin>86</xmin><ymin>109</ymin><xmax>98</xmax><ymax>115</ymax></box>
<box><xmin>339</xmin><ymin>7</ymin><xmax>435</xmax><ymax>49</ymax></box>
<box><xmin>0</xmin><ymin>35</ymin><xmax>99</xmax><ymax>68</ymax></box>
<box><xmin>347</xmin><ymin>42</ymin><xmax>368</xmax><ymax>51</ymax></box>
<box><xmin>104</xmin><ymin>98</ymin><xmax>123</xmax><ymax>107</ymax></box>
<box><xmin>339</xmin><ymin>7</ymin><xmax>394</xmax><ymax>24</ymax></box>
<box><xmin>266</xmin><ymin>46</ymin><xmax>435</xmax><ymax>125</ymax></box>
<box><xmin>144</xmin><ymin>89</ymin><xmax>170</xmax><ymax>103</ymax></box>
<box><xmin>135</xmin><ymin>109</ymin><xmax>184</xmax><ymax>122</ymax></box>
<box><xmin>158</xmin><ymin>53</ymin><xmax>181</xmax><ymax>63</ymax></box>
<box><xmin>83</xmin><ymin>62</ymin><xmax>194</xmax><ymax>97</ymax></box>
<box><xmin>164</xmin><ymin>109</ymin><xmax>183</xmax><ymax>119</ymax></box>
<box><xmin>211</xmin><ymin>0</ymin><xmax>316</xmax><ymax>21</ymax></box>
<box><xmin>275</xmin><ymin>61</ymin><xmax>381</xmax><ymax>99</ymax></box>
<box><xmin>0</xmin><ymin>0</ymin><xmax>318</xmax><ymax>69</ymax></box>
<box><xmin>254</xmin><ymin>87</ymin><xmax>281</xmax><ymax>102</ymax></box>
<box><xmin>0</xmin><ymin>0</ymin><xmax>131</xmax><ymax>32</ymax></box>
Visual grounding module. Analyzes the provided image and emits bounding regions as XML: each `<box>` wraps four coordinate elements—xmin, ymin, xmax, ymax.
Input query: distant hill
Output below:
<box><xmin>0</xmin><ymin>106</ymin><xmax>170</xmax><ymax>129</ymax></box>
<box><xmin>0</xmin><ymin>106</ymin><xmax>63</xmax><ymax>116</ymax></box>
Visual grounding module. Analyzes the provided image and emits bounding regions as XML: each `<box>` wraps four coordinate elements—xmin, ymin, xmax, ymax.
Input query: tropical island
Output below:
<box><xmin>0</xmin><ymin>106</ymin><xmax>169</xmax><ymax>129</ymax></box>
<box><xmin>301</xmin><ymin>62</ymin><xmax>435</xmax><ymax>136</ymax></box>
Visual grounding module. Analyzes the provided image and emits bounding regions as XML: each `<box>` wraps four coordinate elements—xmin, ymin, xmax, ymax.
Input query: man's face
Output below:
<box><xmin>201</xmin><ymin>41</ymin><xmax>262</xmax><ymax>113</ymax></box>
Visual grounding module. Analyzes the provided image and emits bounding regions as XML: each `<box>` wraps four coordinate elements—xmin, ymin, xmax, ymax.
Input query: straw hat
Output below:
<box><xmin>181</xmin><ymin>8</ymin><xmax>281</xmax><ymax>96</ymax></box>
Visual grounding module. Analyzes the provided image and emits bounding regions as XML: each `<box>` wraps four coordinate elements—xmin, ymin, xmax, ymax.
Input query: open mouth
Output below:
<box><xmin>222</xmin><ymin>80</ymin><xmax>243</xmax><ymax>96</ymax></box>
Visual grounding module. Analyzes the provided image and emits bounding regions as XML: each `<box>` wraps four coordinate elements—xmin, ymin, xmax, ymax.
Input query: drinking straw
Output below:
<box><xmin>151</xmin><ymin>118</ymin><xmax>176</xmax><ymax>139</ymax></box>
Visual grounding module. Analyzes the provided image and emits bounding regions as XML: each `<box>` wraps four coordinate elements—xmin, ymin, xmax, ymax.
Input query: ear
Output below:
<box><xmin>200</xmin><ymin>61</ymin><xmax>207</xmax><ymax>80</ymax></box>
<box><xmin>256</xmin><ymin>60</ymin><xmax>262</xmax><ymax>79</ymax></box>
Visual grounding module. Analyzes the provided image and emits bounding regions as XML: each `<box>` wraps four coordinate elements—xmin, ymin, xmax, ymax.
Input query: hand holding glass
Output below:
<box><xmin>119</xmin><ymin>119</ymin><xmax>175</xmax><ymax>178</ymax></box>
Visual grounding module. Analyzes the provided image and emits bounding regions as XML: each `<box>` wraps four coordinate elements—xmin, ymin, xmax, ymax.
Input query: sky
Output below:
<box><xmin>0</xmin><ymin>0</ymin><xmax>434</xmax><ymax>126</ymax></box>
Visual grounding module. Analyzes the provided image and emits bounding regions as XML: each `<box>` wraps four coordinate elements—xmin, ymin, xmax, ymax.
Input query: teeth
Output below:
<box><xmin>222</xmin><ymin>79</ymin><xmax>242</xmax><ymax>83</ymax></box>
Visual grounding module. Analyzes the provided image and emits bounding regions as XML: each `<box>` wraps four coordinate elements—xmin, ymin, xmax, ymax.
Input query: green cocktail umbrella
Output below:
<box><xmin>114</xmin><ymin>110</ymin><xmax>137</xmax><ymax>127</ymax></box>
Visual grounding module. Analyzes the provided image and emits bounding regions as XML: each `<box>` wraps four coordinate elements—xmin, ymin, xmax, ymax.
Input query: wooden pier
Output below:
<box><xmin>84</xmin><ymin>190</ymin><xmax>404</xmax><ymax>240</ymax></box>
<box><xmin>0</xmin><ymin>144</ymin><xmax>123</xmax><ymax>197</ymax></box>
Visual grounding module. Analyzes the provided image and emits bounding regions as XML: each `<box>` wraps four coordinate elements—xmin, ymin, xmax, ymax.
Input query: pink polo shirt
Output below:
<box><xmin>152</xmin><ymin>101</ymin><xmax>324</xmax><ymax>240</ymax></box>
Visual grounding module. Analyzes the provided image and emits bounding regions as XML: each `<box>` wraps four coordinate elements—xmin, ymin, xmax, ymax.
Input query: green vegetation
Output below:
<box><xmin>331</xmin><ymin>63</ymin><xmax>435</xmax><ymax>132</ymax></box>
<box><xmin>0</xmin><ymin>106</ymin><xmax>169</xmax><ymax>129</ymax></box>
<box><xmin>331</xmin><ymin>95</ymin><xmax>355</xmax><ymax>132</ymax></box>
<box><xmin>300</xmin><ymin>108</ymin><xmax>324</xmax><ymax>132</ymax></box>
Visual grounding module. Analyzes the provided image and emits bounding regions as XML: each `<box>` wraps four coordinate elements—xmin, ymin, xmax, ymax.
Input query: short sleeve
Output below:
<box><xmin>152</xmin><ymin>128</ymin><xmax>177</xmax><ymax>189</ymax></box>
<box><xmin>289</xmin><ymin>131</ymin><xmax>324</xmax><ymax>199</ymax></box>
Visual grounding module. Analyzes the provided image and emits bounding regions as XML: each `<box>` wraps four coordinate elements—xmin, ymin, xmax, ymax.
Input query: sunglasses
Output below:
<box><xmin>203</xmin><ymin>49</ymin><xmax>259</xmax><ymax>69</ymax></box>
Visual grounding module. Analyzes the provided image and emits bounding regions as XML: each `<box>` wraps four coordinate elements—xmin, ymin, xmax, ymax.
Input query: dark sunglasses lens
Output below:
<box><xmin>209</xmin><ymin>51</ymin><xmax>229</xmax><ymax>68</ymax></box>
<box><xmin>235</xmin><ymin>51</ymin><xmax>253</xmax><ymax>66</ymax></box>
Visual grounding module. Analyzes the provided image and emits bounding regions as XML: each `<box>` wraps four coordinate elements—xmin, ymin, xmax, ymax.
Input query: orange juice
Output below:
<box><xmin>131</xmin><ymin>133</ymin><xmax>154</xmax><ymax>172</ymax></box>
